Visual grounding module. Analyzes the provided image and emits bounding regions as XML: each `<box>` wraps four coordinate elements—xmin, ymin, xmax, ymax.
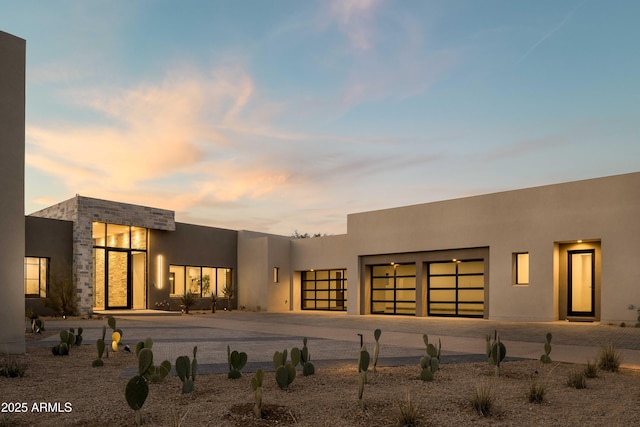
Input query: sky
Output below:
<box><xmin>2</xmin><ymin>0</ymin><xmax>639</xmax><ymax>235</ymax></box>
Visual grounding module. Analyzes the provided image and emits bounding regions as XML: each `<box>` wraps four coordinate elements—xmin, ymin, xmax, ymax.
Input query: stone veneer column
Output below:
<box><xmin>0</xmin><ymin>31</ymin><xmax>26</xmax><ymax>353</ymax></box>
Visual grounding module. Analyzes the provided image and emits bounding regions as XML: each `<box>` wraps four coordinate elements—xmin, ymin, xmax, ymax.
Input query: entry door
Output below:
<box><xmin>106</xmin><ymin>250</ymin><xmax>130</xmax><ymax>309</ymax></box>
<box><xmin>568</xmin><ymin>249</ymin><xmax>595</xmax><ymax>317</ymax></box>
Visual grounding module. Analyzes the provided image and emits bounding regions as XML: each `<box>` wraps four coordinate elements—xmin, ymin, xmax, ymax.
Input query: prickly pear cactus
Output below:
<box><xmin>275</xmin><ymin>364</ymin><xmax>296</xmax><ymax>390</ymax></box>
<box><xmin>175</xmin><ymin>350</ymin><xmax>197</xmax><ymax>393</ymax></box>
<box><xmin>373</xmin><ymin>329</ymin><xmax>381</xmax><ymax>373</ymax></box>
<box><xmin>540</xmin><ymin>332</ymin><xmax>552</xmax><ymax>363</ymax></box>
<box><xmin>419</xmin><ymin>355</ymin><xmax>439</xmax><ymax>382</ymax></box>
<box><xmin>125</xmin><ymin>374</ymin><xmax>148</xmax><ymax>426</ymax></box>
<box><xmin>298</xmin><ymin>337</ymin><xmax>315</xmax><ymax>376</ymax></box>
<box><xmin>227</xmin><ymin>346</ymin><xmax>248</xmax><ymax>379</ymax></box>
<box><xmin>358</xmin><ymin>346</ymin><xmax>370</xmax><ymax>409</ymax></box>
<box><xmin>251</xmin><ymin>370</ymin><xmax>264</xmax><ymax>419</ymax></box>
<box><xmin>486</xmin><ymin>330</ymin><xmax>507</xmax><ymax>376</ymax></box>
<box><xmin>291</xmin><ymin>347</ymin><xmax>301</xmax><ymax>367</ymax></box>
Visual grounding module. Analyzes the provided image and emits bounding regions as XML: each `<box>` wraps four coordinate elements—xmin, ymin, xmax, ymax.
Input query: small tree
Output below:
<box><xmin>45</xmin><ymin>268</ymin><xmax>78</xmax><ymax>317</ymax></box>
<box><xmin>222</xmin><ymin>283</ymin><xmax>236</xmax><ymax>311</ymax></box>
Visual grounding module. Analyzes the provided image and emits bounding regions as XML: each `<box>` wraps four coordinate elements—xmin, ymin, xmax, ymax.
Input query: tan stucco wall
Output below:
<box><xmin>290</xmin><ymin>234</ymin><xmax>350</xmax><ymax>311</ymax></box>
<box><xmin>343</xmin><ymin>172</ymin><xmax>640</xmax><ymax>323</ymax></box>
<box><xmin>0</xmin><ymin>31</ymin><xmax>26</xmax><ymax>353</ymax></box>
<box><xmin>237</xmin><ymin>231</ymin><xmax>291</xmax><ymax>312</ymax></box>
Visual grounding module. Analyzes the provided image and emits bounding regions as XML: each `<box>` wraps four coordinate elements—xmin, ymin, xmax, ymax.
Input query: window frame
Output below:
<box><xmin>169</xmin><ymin>264</ymin><xmax>232</xmax><ymax>298</ymax></box>
<box><xmin>25</xmin><ymin>257</ymin><xmax>48</xmax><ymax>298</ymax></box>
<box><xmin>301</xmin><ymin>269</ymin><xmax>347</xmax><ymax>311</ymax></box>
<box><xmin>370</xmin><ymin>263</ymin><xmax>416</xmax><ymax>315</ymax></box>
<box><xmin>513</xmin><ymin>252</ymin><xmax>530</xmax><ymax>286</ymax></box>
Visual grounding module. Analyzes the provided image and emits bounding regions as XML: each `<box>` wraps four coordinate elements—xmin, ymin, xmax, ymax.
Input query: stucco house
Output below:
<box><xmin>25</xmin><ymin>172</ymin><xmax>640</xmax><ymax>325</ymax></box>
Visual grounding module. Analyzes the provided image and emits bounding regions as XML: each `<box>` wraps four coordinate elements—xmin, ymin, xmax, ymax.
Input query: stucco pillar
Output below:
<box><xmin>0</xmin><ymin>31</ymin><xmax>26</xmax><ymax>353</ymax></box>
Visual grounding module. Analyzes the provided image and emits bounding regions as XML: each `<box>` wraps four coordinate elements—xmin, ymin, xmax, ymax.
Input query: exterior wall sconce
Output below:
<box><xmin>273</xmin><ymin>267</ymin><xmax>279</xmax><ymax>283</ymax></box>
<box><xmin>156</xmin><ymin>255</ymin><xmax>164</xmax><ymax>289</ymax></box>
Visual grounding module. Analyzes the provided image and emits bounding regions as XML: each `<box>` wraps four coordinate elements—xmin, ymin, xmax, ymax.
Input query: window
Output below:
<box><xmin>301</xmin><ymin>269</ymin><xmax>347</xmax><ymax>311</ymax></box>
<box><xmin>25</xmin><ymin>257</ymin><xmax>48</xmax><ymax>298</ymax></box>
<box><xmin>169</xmin><ymin>265</ymin><xmax>232</xmax><ymax>297</ymax></box>
<box><xmin>514</xmin><ymin>253</ymin><xmax>529</xmax><ymax>285</ymax></box>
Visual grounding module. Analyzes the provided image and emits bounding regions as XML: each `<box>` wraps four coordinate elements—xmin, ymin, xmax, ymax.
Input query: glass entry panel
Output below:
<box><xmin>132</xmin><ymin>252</ymin><xmax>146</xmax><ymax>309</ymax></box>
<box><xmin>107</xmin><ymin>251</ymin><xmax>129</xmax><ymax>308</ymax></box>
<box><xmin>568</xmin><ymin>250</ymin><xmax>595</xmax><ymax>316</ymax></box>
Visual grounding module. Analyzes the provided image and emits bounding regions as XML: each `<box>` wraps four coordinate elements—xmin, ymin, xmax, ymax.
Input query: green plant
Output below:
<box><xmin>470</xmin><ymin>383</ymin><xmax>494</xmax><ymax>417</ymax></box>
<box><xmin>251</xmin><ymin>369</ymin><xmax>264</xmax><ymax>419</ymax></box>
<box><xmin>396</xmin><ymin>392</ymin><xmax>419</xmax><ymax>427</ymax></box>
<box><xmin>222</xmin><ymin>283</ymin><xmax>236</xmax><ymax>310</ymax></box>
<box><xmin>0</xmin><ymin>356</ymin><xmax>28</xmax><ymax>378</ymax></box>
<box><xmin>210</xmin><ymin>293</ymin><xmax>218</xmax><ymax>313</ymax></box>
<box><xmin>291</xmin><ymin>337</ymin><xmax>315</xmax><ymax>376</ymax></box>
<box><xmin>125</xmin><ymin>355</ymin><xmax>151</xmax><ymax>426</ymax></box>
<box><xmin>30</xmin><ymin>317</ymin><xmax>45</xmax><ymax>333</ymax></box>
<box><xmin>176</xmin><ymin>346</ymin><xmax>198</xmax><ymax>393</ymax></box>
<box><xmin>420</xmin><ymin>334</ymin><xmax>441</xmax><ymax>381</ymax></box>
<box><xmin>540</xmin><ymin>332</ymin><xmax>552</xmax><ymax>363</ymax></box>
<box><xmin>597</xmin><ymin>343</ymin><xmax>622</xmax><ymax>372</ymax></box>
<box><xmin>227</xmin><ymin>345</ymin><xmax>248</xmax><ymax>379</ymax></box>
<box><xmin>93</xmin><ymin>325</ymin><xmax>107</xmax><ymax>367</ymax></box>
<box><xmin>51</xmin><ymin>328</ymin><xmax>76</xmax><ymax>356</ymax></box>
<box><xmin>566</xmin><ymin>370</ymin><xmax>587</xmax><ymax>389</ymax></box>
<box><xmin>372</xmin><ymin>329</ymin><xmax>382</xmax><ymax>373</ymax></box>
<box><xmin>44</xmin><ymin>269</ymin><xmax>78</xmax><ymax>317</ymax></box>
<box><xmin>135</xmin><ymin>338</ymin><xmax>171</xmax><ymax>383</ymax></box>
<box><xmin>124</xmin><ymin>338</ymin><xmax>171</xmax><ymax>425</ymax></box>
<box><xmin>486</xmin><ymin>330</ymin><xmax>506</xmax><ymax>376</ymax></box>
<box><xmin>273</xmin><ymin>349</ymin><xmax>296</xmax><ymax>390</ymax></box>
<box><xmin>180</xmin><ymin>291</ymin><xmax>197</xmax><ymax>314</ymax></box>
<box><xmin>528</xmin><ymin>382</ymin><xmax>546</xmax><ymax>403</ymax></box>
<box><xmin>358</xmin><ymin>345</ymin><xmax>370</xmax><ymax>409</ymax></box>
<box><xmin>584</xmin><ymin>359</ymin><xmax>598</xmax><ymax>378</ymax></box>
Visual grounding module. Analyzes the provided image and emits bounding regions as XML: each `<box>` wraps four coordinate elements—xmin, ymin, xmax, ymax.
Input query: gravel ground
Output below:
<box><xmin>1</xmin><ymin>336</ymin><xmax>640</xmax><ymax>426</ymax></box>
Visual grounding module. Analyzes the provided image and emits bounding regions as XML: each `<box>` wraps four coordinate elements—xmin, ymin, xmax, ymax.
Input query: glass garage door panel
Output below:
<box><xmin>428</xmin><ymin>260</ymin><xmax>484</xmax><ymax>317</ymax></box>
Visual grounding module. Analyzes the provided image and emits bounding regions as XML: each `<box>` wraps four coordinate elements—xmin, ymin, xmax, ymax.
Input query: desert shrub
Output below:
<box><xmin>470</xmin><ymin>383</ymin><xmax>494</xmax><ymax>417</ymax></box>
<box><xmin>45</xmin><ymin>271</ymin><xmax>78</xmax><ymax>317</ymax></box>
<box><xmin>396</xmin><ymin>392</ymin><xmax>419</xmax><ymax>426</ymax></box>
<box><xmin>527</xmin><ymin>382</ymin><xmax>546</xmax><ymax>404</ymax></box>
<box><xmin>597</xmin><ymin>343</ymin><xmax>622</xmax><ymax>372</ymax></box>
<box><xmin>0</xmin><ymin>356</ymin><xmax>28</xmax><ymax>378</ymax></box>
<box><xmin>566</xmin><ymin>370</ymin><xmax>586</xmax><ymax>389</ymax></box>
<box><xmin>179</xmin><ymin>291</ymin><xmax>197</xmax><ymax>314</ymax></box>
<box><xmin>584</xmin><ymin>359</ymin><xmax>598</xmax><ymax>378</ymax></box>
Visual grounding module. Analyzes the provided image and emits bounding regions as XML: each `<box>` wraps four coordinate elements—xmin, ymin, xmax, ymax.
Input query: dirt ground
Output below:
<box><xmin>1</xmin><ymin>332</ymin><xmax>640</xmax><ymax>426</ymax></box>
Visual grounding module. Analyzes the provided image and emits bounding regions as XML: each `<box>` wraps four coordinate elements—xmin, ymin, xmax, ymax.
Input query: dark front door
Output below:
<box><xmin>106</xmin><ymin>250</ymin><xmax>131</xmax><ymax>309</ymax></box>
<box><xmin>568</xmin><ymin>249</ymin><xmax>595</xmax><ymax>317</ymax></box>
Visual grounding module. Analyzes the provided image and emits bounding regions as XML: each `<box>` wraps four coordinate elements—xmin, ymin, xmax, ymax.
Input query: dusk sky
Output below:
<box><xmin>2</xmin><ymin>1</ymin><xmax>639</xmax><ymax>235</ymax></box>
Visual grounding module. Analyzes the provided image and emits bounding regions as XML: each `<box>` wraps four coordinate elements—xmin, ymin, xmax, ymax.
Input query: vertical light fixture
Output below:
<box><xmin>157</xmin><ymin>255</ymin><xmax>164</xmax><ymax>289</ymax></box>
<box><xmin>273</xmin><ymin>267</ymin><xmax>279</xmax><ymax>283</ymax></box>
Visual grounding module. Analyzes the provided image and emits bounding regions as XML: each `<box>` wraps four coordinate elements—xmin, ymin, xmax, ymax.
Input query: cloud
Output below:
<box><xmin>328</xmin><ymin>0</ymin><xmax>380</xmax><ymax>51</ymax></box>
<box><xmin>27</xmin><ymin>65</ymin><xmax>249</xmax><ymax>185</ymax></box>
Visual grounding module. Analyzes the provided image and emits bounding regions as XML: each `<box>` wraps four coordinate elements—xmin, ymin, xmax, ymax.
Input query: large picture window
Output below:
<box><xmin>25</xmin><ymin>257</ymin><xmax>48</xmax><ymax>298</ymax></box>
<box><xmin>301</xmin><ymin>269</ymin><xmax>347</xmax><ymax>311</ymax></box>
<box><xmin>371</xmin><ymin>263</ymin><xmax>416</xmax><ymax>315</ymax></box>
<box><xmin>169</xmin><ymin>265</ymin><xmax>232</xmax><ymax>298</ymax></box>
